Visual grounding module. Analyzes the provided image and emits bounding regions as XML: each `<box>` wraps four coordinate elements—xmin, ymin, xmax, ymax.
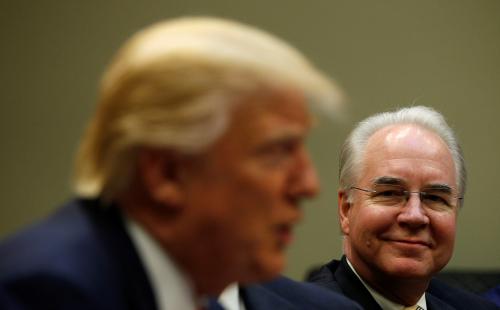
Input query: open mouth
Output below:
<box><xmin>275</xmin><ymin>224</ymin><xmax>294</xmax><ymax>247</ymax></box>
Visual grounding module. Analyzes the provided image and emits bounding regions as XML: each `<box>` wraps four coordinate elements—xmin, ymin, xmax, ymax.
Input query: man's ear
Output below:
<box><xmin>137</xmin><ymin>148</ymin><xmax>188</xmax><ymax>209</ymax></box>
<box><xmin>338</xmin><ymin>189</ymin><xmax>351</xmax><ymax>235</ymax></box>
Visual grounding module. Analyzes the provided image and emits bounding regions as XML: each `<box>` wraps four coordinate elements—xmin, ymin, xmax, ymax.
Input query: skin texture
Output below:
<box><xmin>121</xmin><ymin>88</ymin><xmax>319</xmax><ymax>296</ymax></box>
<box><xmin>339</xmin><ymin>124</ymin><xmax>459</xmax><ymax>305</ymax></box>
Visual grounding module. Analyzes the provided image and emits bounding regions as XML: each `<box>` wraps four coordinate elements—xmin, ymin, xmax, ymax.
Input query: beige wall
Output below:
<box><xmin>1</xmin><ymin>0</ymin><xmax>499</xmax><ymax>280</ymax></box>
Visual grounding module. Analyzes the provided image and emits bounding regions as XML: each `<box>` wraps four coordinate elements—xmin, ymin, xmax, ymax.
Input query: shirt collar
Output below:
<box><xmin>219</xmin><ymin>283</ymin><xmax>246</xmax><ymax>310</ymax></box>
<box><xmin>346</xmin><ymin>258</ymin><xmax>427</xmax><ymax>310</ymax></box>
<box><xmin>125</xmin><ymin>216</ymin><xmax>200</xmax><ymax>310</ymax></box>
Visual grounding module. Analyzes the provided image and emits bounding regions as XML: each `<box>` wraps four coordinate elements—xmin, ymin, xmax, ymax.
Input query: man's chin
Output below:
<box><xmin>240</xmin><ymin>254</ymin><xmax>286</xmax><ymax>284</ymax></box>
<box><xmin>384</xmin><ymin>259</ymin><xmax>433</xmax><ymax>279</ymax></box>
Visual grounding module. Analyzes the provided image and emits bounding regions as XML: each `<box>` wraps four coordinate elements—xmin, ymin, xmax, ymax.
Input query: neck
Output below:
<box><xmin>365</xmin><ymin>272</ymin><xmax>428</xmax><ymax>306</ymax></box>
<box><xmin>345</xmin><ymin>254</ymin><xmax>429</xmax><ymax>306</ymax></box>
<box><xmin>171</xmin><ymin>247</ymin><xmax>235</xmax><ymax>297</ymax></box>
<box><xmin>116</xmin><ymin>190</ymin><xmax>231</xmax><ymax>297</ymax></box>
<box><xmin>116</xmin><ymin>185</ymin><xmax>244</xmax><ymax>297</ymax></box>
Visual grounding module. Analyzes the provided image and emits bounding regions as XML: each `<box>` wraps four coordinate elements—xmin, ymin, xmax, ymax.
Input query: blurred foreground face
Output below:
<box><xmin>180</xmin><ymin>89</ymin><xmax>319</xmax><ymax>284</ymax></box>
<box><xmin>341</xmin><ymin>124</ymin><xmax>458</xmax><ymax>283</ymax></box>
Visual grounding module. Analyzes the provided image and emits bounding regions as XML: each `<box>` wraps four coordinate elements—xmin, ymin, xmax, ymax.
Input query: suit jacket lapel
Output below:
<box><xmin>240</xmin><ymin>284</ymin><xmax>297</xmax><ymax>310</ymax></box>
<box><xmin>333</xmin><ymin>256</ymin><xmax>382</xmax><ymax>310</ymax></box>
<box><xmin>81</xmin><ymin>199</ymin><xmax>157</xmax><ymax>310</ymax></box>
<box><xmin>426</xmin><ymin>293</ymin><xmax>456</xmax><ymax>310</ymax></box>
<box><xmin>334</xmin><ymin>256</ymin><xmax>458</xmax><ymax>310</ymax></box>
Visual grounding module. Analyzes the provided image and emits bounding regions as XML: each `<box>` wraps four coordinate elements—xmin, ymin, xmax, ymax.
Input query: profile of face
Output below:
<box><xmin>340</xmin><ymin>124</ymin><xmax>459</xmax><ymax>284</ymax></box>
<box><xmin>172</xmin><ymin>88</ymin><xmax>319</xmax><ymax>288</ymax></box>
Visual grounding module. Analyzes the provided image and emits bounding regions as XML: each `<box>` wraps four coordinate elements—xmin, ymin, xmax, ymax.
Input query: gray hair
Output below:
<box><xmin>339</xmin><ymin>106</ymin><xmax>466</xmax><ymax>203</ymax></box>
<box><xmin>73</xmin><ymin>16</ymin><xmax>343</xmax><ymax>201</ymax></box>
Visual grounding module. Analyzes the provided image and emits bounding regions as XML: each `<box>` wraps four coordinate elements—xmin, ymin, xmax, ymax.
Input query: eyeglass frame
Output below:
<box><xmin>349</xmin><ymin>185</ymin><xmax>463</xmax><ymax>209</ymax></box>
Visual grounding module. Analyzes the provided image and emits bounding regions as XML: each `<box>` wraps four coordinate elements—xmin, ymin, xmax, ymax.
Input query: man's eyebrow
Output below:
<box><xmin>271</xmin><ymin>125</ymin><xmax>307</xmax><ymax>138</ymax></box>
<box><xmin>263</xmin><ymin>129</ymin><xmax>306</xmax><ymax>144</ymax></box>
<box><xmin>372</xmin><ymin>176</ymin><xmax>405</xmax><ymax>186</ymax></box>
<box><xmin>371</xmin><ymin>177</ymin><xmax>455</xmax><ymax>193</ymax></box>
<box><xmin>423</xmin><ymin>184</ymin><xmax>453</xmax><ymax>193</ymax></box>
<box><xmin>253</xmin><ymin>132</ymin><xmax>304</xmax><ymax>153</ymax></box>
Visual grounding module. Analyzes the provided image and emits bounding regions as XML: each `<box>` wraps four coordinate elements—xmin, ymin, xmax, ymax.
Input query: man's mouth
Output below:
<box><xmin>390</xmin><ymin>239</ymin><xmax>432</xmax><ymax>248</ymax></box>
<box><xmin>275</xmin><ymin>224</ymin><xmax>294</xmax><ymax>247</ymax></box>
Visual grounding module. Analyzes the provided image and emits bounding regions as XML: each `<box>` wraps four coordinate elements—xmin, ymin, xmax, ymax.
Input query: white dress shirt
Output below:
<box><xmin>125</xmin><ymin>217</ymin><xmax>199</xmax><ymax>310</ymax></box>
<box><xmin>219</xmin><ymin>283</ymin><xmax>246</xmax><ymax>310</ymax></box>
<box><xmin>125</xmin><ymin>217</ymin><xmax>246</xmax><ymax>310</ymax></box>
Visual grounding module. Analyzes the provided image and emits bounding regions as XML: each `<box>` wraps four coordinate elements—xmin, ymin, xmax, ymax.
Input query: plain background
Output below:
<box><xmin>1</xmin><ymin>0</ymin><xmax>499</xmax><ymax>281</ymax></box>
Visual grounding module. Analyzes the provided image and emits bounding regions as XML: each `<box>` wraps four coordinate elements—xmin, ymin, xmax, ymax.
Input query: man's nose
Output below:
<box><xmin>288</xmin><ymin>150</ymin><xmax>320</xmax><ymax>199</ymax></box>
<box><xmin>397</xmin><ymin>192</ymin><xmax>430</xmax><ymax>227</ymax></box>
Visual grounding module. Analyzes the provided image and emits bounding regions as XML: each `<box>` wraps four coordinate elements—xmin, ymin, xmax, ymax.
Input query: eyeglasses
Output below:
<box><xmin>350</xmin><ymin>184</ymin><xmax>462</xmax><ymax>211</ymax></box>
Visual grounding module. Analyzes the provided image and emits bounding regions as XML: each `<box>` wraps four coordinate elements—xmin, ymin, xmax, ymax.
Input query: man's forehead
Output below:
<box><xmin>205</xmin><ymin>88</ymin><xmax>311</xmax><ymax>152</ymax></box>
<box><xmin>229</xmin><ymin>89</ymin><xmax>311</xmax><ymax>126</ymax></box>
<box><xmin>234</xmin><ymin>107</ymin><xmax>311</xmax><ymax>146</ymax></box>
<box><xmin>369</xmin><ymin>124</ymin><xmax>439</xmax><ymax>144</ymax></box>
<box><xmin>359</xmin><ymin>124</ymin><xmax>457</xmax><ymax>187</ymax></box>
<box><xmin>365</xmin><ymin>125</ymin><xmax>453</xmax><ymax>161</ymax></box>
<box><xmin>263</xmin><ymin>127</ymin><xmax>309</xmax><ymax>142</ymax></box>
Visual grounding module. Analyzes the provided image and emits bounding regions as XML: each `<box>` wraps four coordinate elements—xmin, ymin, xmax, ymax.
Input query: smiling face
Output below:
<box><xmin>340</xmin><ymin>124</ymin><xmax>458</xmax><ymax>287</ymax></box>
<box><xmin>175</xmin><ymin>88</ymin><xmax>319</xmax><ymax>291</ymax></box>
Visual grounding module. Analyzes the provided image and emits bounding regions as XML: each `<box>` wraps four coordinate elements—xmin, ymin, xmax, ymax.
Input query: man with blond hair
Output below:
<box><xmin>0</xmin><ymin>17</ymin><xmax>360</xmax><ymax>309</ymax></box>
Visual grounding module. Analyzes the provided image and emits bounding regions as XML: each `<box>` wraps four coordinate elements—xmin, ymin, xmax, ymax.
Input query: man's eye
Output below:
<box><xmin>256</xmin><ymin>142</ymin><xmax>299</xmax><ymax>167</ymax></box>
<box><xmin>261</xmin><ymin>141</ymin><xmax>297</xmax><ymax>157</ymax></box>
<box><xmin>375</xmin><ymin>190</ymin><xmax>403</xmax><ymax>197</ymax></box>
<box><xmin>268</xmin><ymin>144</ymin><xmax>292</xmax><ymax>154</ymax></box>
<box><xmin>422</xmin><ymin>194</ymin><xmax>450</xmax><ymax>206</ymax></box>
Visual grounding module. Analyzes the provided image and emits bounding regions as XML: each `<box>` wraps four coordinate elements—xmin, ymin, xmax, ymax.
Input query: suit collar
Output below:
<box><xmin>125</xmin><ymin>216</ymin><xmax>200</xmax><ymax>310</ymax></box>
<box><xmin>240</xmin><ymin>283</ymin><xmax>297</xmax><ymax>310</ymax></box>
<box><xmin>79</xmin><ymin>198</ymin><xmax>158</xmax><ymax>310</ymax></box>
<box><xmin>330</xmin><ymin>256</ymin><xmax>382</xmax><ymax>310</ymax></box>
<box><xmin>425</xmin><ymin>294</ymin><xmax>455</xmax><ymax>310</ymax></box>
<box><xmin>324</xmin><ymin>256</ymin><xmax>455</xmax><ymax>310</ymax></box>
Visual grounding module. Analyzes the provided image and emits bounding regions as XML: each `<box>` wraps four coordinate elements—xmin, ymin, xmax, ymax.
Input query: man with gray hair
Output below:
<box><xmin>0</xmin><ymin>17</ymin><xmax>360</xmax><ymax>309</ymax></box>
<box><xmin>308</xmin><ymin>106</ymin><xmax>498</xmax><ymax>309</ymax></box>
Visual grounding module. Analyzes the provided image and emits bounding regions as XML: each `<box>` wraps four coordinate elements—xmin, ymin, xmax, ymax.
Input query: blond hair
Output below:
<box><xmin>74</xmin><ymin>16</ymin><xmax>343</xmax><ymax>200</ymax></box>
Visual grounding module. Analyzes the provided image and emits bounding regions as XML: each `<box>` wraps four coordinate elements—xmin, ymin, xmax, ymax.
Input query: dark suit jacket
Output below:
<box><xmin>307</xmin><ymin>256</ymin><xmax>498</xmax><ymax>309</ymax></box>
<box><xmin>483</xmin><ymin>286</ymin><xmax>500</xmax><ymax>307</ymax></box>
<box><xmin>0</xmin><ymin>199</ymin><xmax>360</xmax><ymax>309</ymax></box>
